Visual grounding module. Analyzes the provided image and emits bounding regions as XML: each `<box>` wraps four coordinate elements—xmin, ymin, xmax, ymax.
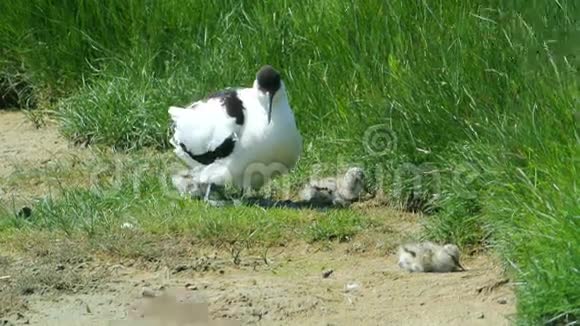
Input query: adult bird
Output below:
<box><xmin>168</xmin><ymin>65</ymin><xmax>302</xmax><ymax>205</ymax></box>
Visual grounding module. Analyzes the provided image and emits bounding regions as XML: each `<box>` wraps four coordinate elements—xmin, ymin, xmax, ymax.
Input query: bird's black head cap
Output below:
<box><xmin>256</xmin><ymin>65</ymin><xmax>282</xmax><ymax>124</ymax></box>
<box><xmin>256</xmin><ymin>65</ymin><xmax>281</xmax><ymax>94</ymax></box>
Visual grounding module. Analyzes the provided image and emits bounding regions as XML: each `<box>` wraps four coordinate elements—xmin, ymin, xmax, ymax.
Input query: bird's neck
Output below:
<box><xmin>258</xmin><ymin>91</ymin><xmax>289</xmax><ymax>123</ymax></box>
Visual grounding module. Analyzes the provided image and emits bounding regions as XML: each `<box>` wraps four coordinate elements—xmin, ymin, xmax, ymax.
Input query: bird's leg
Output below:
<box><xmin>223</xmin><ymin>186</ymin><xmax>247</xmax><ymax>207</ymax></box>
<box><xmin>231</xmin><ymin>187</ymin><xmax>247</xmax><ymax>207</ymax></box>
<box><xmin>204</xmin><ymin>183</ymin><xmax>212</xmax><ymax>202</ymax></box>
<box><xmin>203</xmin><ymin>183</ymin><xmax>228</xmax><ymax>207</ymax></box>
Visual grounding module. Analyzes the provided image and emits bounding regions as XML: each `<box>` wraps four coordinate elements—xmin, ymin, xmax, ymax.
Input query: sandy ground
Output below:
<box><xmin>0</xmin><ymin>111</ymin><xmax>68</xmax><ymax>178</ymax></box>
<box><xmin>2</xmin><ymin>247</ymin><xmax>515</xmax><ymax>326</ymax></box>
<box><xmin>0</xmin><ymin>111</ymin><xmax>517</xmax><ymax>325</ymax></box>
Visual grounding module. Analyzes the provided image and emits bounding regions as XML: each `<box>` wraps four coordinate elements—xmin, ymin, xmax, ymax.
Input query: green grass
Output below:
<box><xmin>1</xmin><ymin>0</ymin><xmax>579</xmax><ymax>323</ymax></box>
<box><xmin>0</xmin><ymin>151</ymin><xmax>369</xmax><ymax>247</ymax></box>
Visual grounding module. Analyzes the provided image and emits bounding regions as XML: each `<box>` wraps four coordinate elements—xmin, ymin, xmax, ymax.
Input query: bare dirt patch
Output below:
<box><xmin>0</xmin><ymin>111</ymin><xmax>68</xmax><ymax>178</ymax></box>
<box><xmin>1</xmin><ymin>243</ymin><xmax>515</xmax><ymax>325</ymax></box>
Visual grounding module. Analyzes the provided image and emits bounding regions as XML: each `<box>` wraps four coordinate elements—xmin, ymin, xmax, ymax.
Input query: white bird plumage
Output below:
<box><xmin>169</xmin><ymin>99</ymin><xmax>240</xmax><ymax>159</ymax></box>
<box><xmin>168</xmin><ymin>65</ymin><xmax>302</xmax><ymax>202</ymax></box>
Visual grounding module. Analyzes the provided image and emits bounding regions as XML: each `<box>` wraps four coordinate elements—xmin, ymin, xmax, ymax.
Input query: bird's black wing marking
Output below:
<box><xmin>174</xmin><ymin>88</ymin><xmax>243</xmax><ymax>164</ymax></box>
<box><xmin>179</xmin><ymin>135</ymin><xmax>236</xmax><ymax>165</ymax></box>
<box><xmin>206</xmin><ymin>88</ymin><xmax>245</xmax><ymax>125</ymax></box>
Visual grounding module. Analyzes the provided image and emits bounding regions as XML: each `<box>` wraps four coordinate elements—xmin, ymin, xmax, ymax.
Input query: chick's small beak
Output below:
<box><xmin>451</xmin><ymin>255</ymin><xmax>466</xmax><ymax>271</ymax></box>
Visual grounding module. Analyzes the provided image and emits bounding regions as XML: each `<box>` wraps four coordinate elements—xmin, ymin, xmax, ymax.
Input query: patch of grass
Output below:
<box><xmin>56</xmin><ymin>69</ymin><xmax>180</xmax><ymax>149</ymax></box>
<box><xmin>0</xmin><ymin>151</ymin><xmax>376</xmax><ymax>279</ymax></box>
<box><xmin>0</xmin><ymin>151</ymin><xmax>372</xmax><ymax>252</ymax></box>
<box><xmin>486</xmin><ymin>161</ymin><xmax>580</xmax><ymax>324</ymax></box>
<box><xmin>305</xmin><ymin>212</ymin><xmax>366</xmax><ymax>243</ymax></box>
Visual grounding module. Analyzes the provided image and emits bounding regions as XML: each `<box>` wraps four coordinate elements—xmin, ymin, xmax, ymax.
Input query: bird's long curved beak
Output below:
<box><xmin>267</xmin><ymin>92</ymin><xmax>273</xmax><ymax>124</ymax></box>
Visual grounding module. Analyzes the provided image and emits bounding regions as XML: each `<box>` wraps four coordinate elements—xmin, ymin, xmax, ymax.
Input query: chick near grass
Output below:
<box><xmin>171</xmin><ymin>168</ymin><xmax>227</xmax><ymax>200</ymax></box>
<box><xmin>397</xmin><ymin>241</ymin><xmax>465</xmax><ymax>273</ymax></box>
<box><xmin>172</xmin><ymin>166</ymin><xmax>366</xmax><ymax>207</ymax></box>
<box><xmin>299</xmin><ymin>167</ymin><xmax>365</xmax><ymax>207</ymax></box>
<box><xmin>171</xmin><ymin>169</ymin><xmax>205</xmax><ymax>198</ymax></box>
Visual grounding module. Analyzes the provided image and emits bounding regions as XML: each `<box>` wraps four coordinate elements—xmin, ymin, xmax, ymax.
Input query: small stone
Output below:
<box><xmin>344</xmin><ymin>282</ymin><xmax>360</xmax><ymax>292</ymax></box>
<box><xmin>497</xmin><ymin>298</ymin><xmax>508</xmax><ymax>305</ymax></box>
<box><xmin>219</xmin><ymin>269</ymin><xmax>225</xmax><ymax>275</ymax></box>
<box><xmin>21</xmin><ymin>287</ymin><xmax>34</xmax><ymax>295</ymax></box>
<box><xmin>173</xmin><ymin>265</ymin><xmax>189</xmax><ymax>273</ymax></box>
<box><xmin>477</xmin><ymin>312</ymin><xmax>485</xmax><ymax>319</ymax></box>
<box><xmin>322</xmin><ymin>269</ymin><xmax>334</xmax><ymax>278</ymax></box>
<box><xmin>185</xmin><ymin>283</ymin><xmax>198</xmax><ymax>291</ymax></box>
<box><xmin>141</xmin><ymin>287</ymin><xmax>156</xmax><ymax>298</ymax></box>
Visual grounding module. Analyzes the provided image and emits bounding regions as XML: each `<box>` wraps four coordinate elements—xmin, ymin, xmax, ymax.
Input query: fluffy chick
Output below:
<box><xmin>171</xmin><ymin>169</ymin><xmax>205</xmax><ymax>198</ymax></box>
<box><xmin>397</xmin><ymin>241</ymin><xmax>465</xmax><ymax>273</ymax></box>
<box><xmin>300</xmin><ymin>167</ymin><xmax>365</xmax><ymax>206</ymax></box>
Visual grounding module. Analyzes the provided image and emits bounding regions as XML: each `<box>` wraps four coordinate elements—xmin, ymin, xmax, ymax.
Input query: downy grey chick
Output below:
<box><xmin>171</xmin><ymin>169</ymin><xmax>205</xmax><ymax>198</ymax></box>
<box><xmin>397</xmin><ymin>241</ymin><xmax>465</xmax><ymax>273</ymax></box>
<box><xmin>300</xmin><ymin>167</ymin><xmax>365</xmax><ymax>206</ymax></box>
<box><xmin>172</xmin><ymin>168</ymin><xmax>228</xmax><ymax>203</ymax></box>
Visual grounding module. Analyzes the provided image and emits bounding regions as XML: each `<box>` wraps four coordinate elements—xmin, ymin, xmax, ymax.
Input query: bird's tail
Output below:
<box><xmin>168</xmin><ymin>106</ymin><xmax>184</xmax><ymax>148</ymax></box>
<box><xmin>168</xmin><ymin>106</ymin><xmax>185</xmax><ymax>121</ymax></box>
